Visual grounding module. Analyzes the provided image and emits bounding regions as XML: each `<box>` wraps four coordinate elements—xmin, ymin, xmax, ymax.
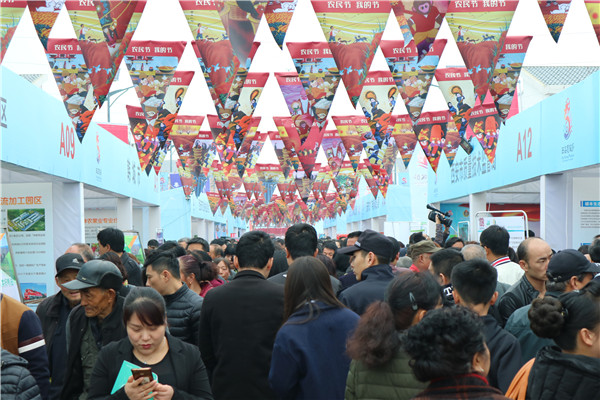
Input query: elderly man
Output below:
<box><xmin>61</xmin><ymin>260</ymin><xmax>126</xmax><ymax>399</ymax></box>
<box><xmin>408</xmin><ymin>240</ymin><xmax>440</xmax><ymax>273</ymax></box>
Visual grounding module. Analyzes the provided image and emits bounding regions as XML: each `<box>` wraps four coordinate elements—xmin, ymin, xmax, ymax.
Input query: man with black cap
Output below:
<box><xmin>337</xmin><ymin>229</ymin><xmax>394</xmax><ymax>315</ymax></box>
<box><xmin>505</xmin><ymin>248</ymin><xmax>600</xmax><ymax>363</ymax></box>
<box><xmin>60</xmin><ymin>260</ymin><xmax>127</xmax><ymax>400</ymax></box>
<box><xmin>36</xmin><ymin>253</ymin><xmax>84</xmax><ymax>400</ymax></box>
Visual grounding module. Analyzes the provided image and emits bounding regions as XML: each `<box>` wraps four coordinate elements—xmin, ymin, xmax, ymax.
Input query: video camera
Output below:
<box><xmin>426</xmin><ymin>204</ymin><xmax>453</xmax><ymax>228</ymax></box>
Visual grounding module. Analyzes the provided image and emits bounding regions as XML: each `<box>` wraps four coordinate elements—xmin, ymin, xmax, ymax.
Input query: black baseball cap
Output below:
<box><xmin>546</xmin><ymin>249</ymin><xmax>600</xmax><ymax>282</ymax></box>
<box><xmin>337</xmin><ymin>229</ymin><xmax>393</xmax><ymax>259</ymax></box>
<box><xmin>55</xmin><ymin>253</ymin><xmax>84</xmax><ymax>277</ymax></box>
<box><xmin>62</xmin><ymin>260</ymin><xmax>123</xmax><ymax>291</ymax></box>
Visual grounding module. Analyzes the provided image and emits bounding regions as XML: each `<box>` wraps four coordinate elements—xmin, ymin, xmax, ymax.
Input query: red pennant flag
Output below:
<box><xmin>46</xmin><ymin>39</ymin><xmax>97</xmax><ymax>142</ymax></box>
<box><xmin>320</xmin><ymin>129</ymin><xmax>346</xmax><ymax>177</ymax></box>
<box><xmin>390</xmin><ymin>0</ymin><xmax>449</xmax><ymax>61</ymax></box>
<box><xmin>468</xmin><ymin>102</ymin><xmax>501</xmax><ymax>165</ymax></box>
<box><xmin>490</xmin><ymin>36</ymin><xmax>532</xmax><ymax>122</ymax></box>
<box><xmin>206</xmin><ymin>192</ymin><xmax>221</xmax><ymax>215</ymax></box>
<box><xmin>235</xmin><ymin>129</ymin><xmax>267</xmax><ymax>179</ymax></box>
<box><xmin>332</xmin><ymin>116</ymin><xmax>363</xmax><ymax>173</ymax></box>
<box><xmin>275</xmin><ymin>72</ymin><xmax>315</xmax><ymax>144</ymax></box>
<box><xmin>28</xmin><ymin>0</ymin><xmax>64</xmax><ymax>49</ymax></box>
<box><xmin>1</xmin><ymin>1</ymin><xmax>27</xmax><ymax>63</ymax></box>
<box><xmin>413</xmin><ymin>111</ymin><xmax>450</xmax><ymax>173</ymax></box>
<box><xmin>585</xmin><ymin>1</ymin><xmax>600</xmax><ymax>47</ymax></box>
<box><xmin>269</xmin><ymin>128</ymin><xmax>301</xmax><ymax>178</ymax></box>
<box><xmin>312</xmin><ymin>0</ymin><xmax>391</xmax><ymax>107</ymax></box>
<box><xmin>357</xmin><ymin>70</ymin><xmax>397</xmax><ymax>148</ymax></box>
<box><xmin>381</xmin><ymin>38</ymin><xmax>447</xmax><ymax>122</ymax></box>
<box><xmin>264</xmin><ymin>0</ymin><xmax>297</xmax><ymax>48</ymax></box>
<box><xmin>176</xmin><ymin>159</ymin><xmax>195</xmax><ymax>199</ymax></box>
<box><xmin>445</xmin><ymin>1</ymin><xmax>519</xmax><ymax>103</ymax></box>
<box><xmin>391</xmin><ymin>114</ymin><xmax>418</xmax><ymax>168</ymax></box>
<box><xmin>359</xmin><ymin>161</ymin><xmax>379</xmax><ymax>198</ymax></box>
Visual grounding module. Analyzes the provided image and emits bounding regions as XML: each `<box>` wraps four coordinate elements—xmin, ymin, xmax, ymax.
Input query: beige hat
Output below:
<box><xmin>409</xmin><ymin>240</ymin><xmax>441</xmax><ymax>259</ymax></box>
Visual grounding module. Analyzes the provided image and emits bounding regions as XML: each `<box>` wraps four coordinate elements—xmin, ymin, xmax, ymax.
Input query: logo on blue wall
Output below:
<box><xmin>563</xmin><ymin>98</ymin><xmax>572</xmax><ymax>140</ymax></box>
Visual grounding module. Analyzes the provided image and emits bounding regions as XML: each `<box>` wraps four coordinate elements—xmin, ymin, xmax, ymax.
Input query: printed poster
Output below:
<box><xmin>287</xmin><ymin>41</ymin><xmax>341</xmax><ymax>132</ymax></box>
<box><xmin>468</xmin><ymin>102</ymin><xmax>502</xmax><ymax>165</ymax></box>
<box><xmin>390</xmin><ymin>0</ymin><xmax>449</xmax><ymax>60</ymax></box>
<box><xmin>169</xmin><ymin>115</ymin><xmax>206</xmax><ymax>170</ymax></box>
<box><xmin>1</xmin><ymin>229</ymin><xmax>21</xmax><ymax>301</ymax></box>
<box><xmin>332</xmin><ymin>116</ymin><xmax>363</xmax><ymax>173</ymax></box>
<box><xmin>413</xmin><ymin>110</ymin><xmax>450</xmax><ymax>173</ymax></box>
<box><xmin>264</xmin><ymin>0</ymin><xmax>297</xmax><ymax>48</ymax></box>
<box><xmin>45</xmin><ymin>39</ymin><xmax>98</xmax><ymax>142</ymax></box>
<box><xmin>312</xmin><ymin>0</ymin><xmax>390</xmax><ymax>107</ymax></box>
<box><xmin>357</xmin><ymin>70</ymin><xmax>397</xmax><ymax>147</ymax></box>
<box><xmin>445</xmin><ymin>1</ymin><xmax>518</xmax><ymax>102</ymax></box>
<box><xmin>275</xmin><ymin>72</ymin><xmax>314</xmax><ymax>144</ymax></box>
<box><xmin>490</xmin><ymin>36</ymin><xmax>532</xmax><ymax>122</ymax></box>
<box><xmin>320</xmin><ymin>129</ymin><xmax>346</xmax><ymax>177</ymax></box>
<box><xmin>1</xmin><ymin>183</ymin><xmax>54</xmax><ymax>305</ymax></box>
<box><xmin>381</xmin><ymin>39</ymin><xmax>447</xmax><ymax>121</ymax></box>
<box><xmin>572</xmin><ymin>177</ymin><xmax>600</xmax><ymax>247</ymax></box>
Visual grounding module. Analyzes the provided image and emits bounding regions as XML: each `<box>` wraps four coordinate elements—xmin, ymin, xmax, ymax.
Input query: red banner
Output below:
<box><xmin>45</xmin><ymin>39</ymin><xmax>97</xmax><ymax>142</ymax></box>
<box><xmin>320</xmin><ymin>129</ymin><xmax>346</xmax><ymax>177</ymax></box>
<box><xmin>28</xmin><ymin>0</ymin><xmax>64</xmax><ymax>49</ymax></box>
<box><xmin>357</xmin><ymin>70</ymin><xmax>397</xmax><ymax>148</ymax></box>
<box><xmin>1</xmin><ymin>1</ymin><xmax>27</xmax><ymax>63</ymax></box>
<box><xmin>332</xmin><ymin>116</ymin><xmax>363</xmax><ymax>173</ymax></box>
<box><xmin>391</xmin><ymin>114</ymin><xmax>417</xmax><ymax>168</ymax></box>
<box><xmin>413</xmin><ymin>110</ymin><xmax>451</xmax><ymax>173</ymax></box>
<box><xmin>585</xmin><ymin>1</ymin><xmax>600</xmax><ymax>47</ymax></box>
<box><xmin>468</xmin><ymin>102</ymin><xmax>501</xmax><ymax>165</ymax></box>
<box><xmin>312</xmin><ymin>0</ymin><xmax>390</xmax><ymax>107</ymax></box>
<box><xmin>265</xmin><ymin>0</ymin><xmax>298</xmax><ymax>49</ymax></box>
<box><xmin>538</xmin><ymin>0</ymin><xmax>571</xmax><ymax>42</ymax></box>
<box><xmin>275</xmin><ymin>72</ymin><xmax>315</xmax><ymax>144</ymax></box>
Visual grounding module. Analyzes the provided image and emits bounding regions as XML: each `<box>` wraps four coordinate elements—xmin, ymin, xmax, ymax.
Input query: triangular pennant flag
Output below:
<box><xmin>445</xmin><ymin>1</ymin><xmax>519</xmax><ymax>103</ymax></box>
<box><xmin>206</xmin><ymin>192</ymin><xmax>222</xmax><ymax>215</ymax></box>
<box><xmin>1</xmin><ymin>1</ymin><xmax>27</xmax><ymax>63</ymax></box>
<box><xmin>124</xmin><ymin>41</ymin><xmax>187</xmax><ymax>122</ymax></box>
<box><xmin>46</xmin><ymin>39</ymin><xmax>98</xmax><ymax>142</ymax></box>
<box><xmin>176</xmin><ymin>158</ymin><xmax>195</xmax><ymax>199</ymax></box>
<box><xmin>65</xmin><ymin>0</ymin><xmax>146</xmax><ymax>106</ymax></box>
<box><xmin>381</xmin><ymin>38</ymin><xmax>447</xmax><ymax>122</ymax></box>
<box><xmin>190</xmin><ymin>41</ymin><xmax>220</xmax><ymax>108</ymax></box>
<box><xmin>357</xmin><ymin>70</ymin><xmax>397</xmax><ymax>148</ymax></box>
<box><xmin>275</xmin><ymin>72</ymin><xmax>315</xmax><ymax>144</ymax></box>
<box><xmin>269</xmin><ymin>128</ymin><xmax>301</xmax><ymax>177</ymax></box>
<box><xmin>538</xmin><ymin>0</ymin><xmax>572</xmax><ymax>42</ymax></box>
<box><xmin>435</xmin><ymin>67</ymin><xmax>476</xmax><ymax>154</ymax></box>
<box><xmin>273</xmin><ymin>117</ymin><xmax>322</xmax><ymax>177</ymax></box>
<box><xmin>332</xmin><ymin>116</ymin><xmax>363</xmax><ymax>173</ymax></box>
<box><xmin>584</xmin><ymin>1</ymin><xmax>600</xmax><ymax>47</ymax></box>
<box><xmin>287</xmin><ymin>42</ymin><xmax>340</xmax><ymax>132</ymax></box>
<box><xmin>390</xmin><ymin>0</ymin><xmax>449</xmax><ymax>61</ymax></box>
<box><xmin>391</xmin><ymin>114</ymin><xmax>418</xmax><ymax>168</ymax></box>
<box><xmin>390</xmin><ymin>1</ymin><xmax>414</xmax><ymax>46</ymax></box>
<box><xmin>413</xmin><ymin>110</ymin><xmax>449</xmax><ymax>173</ymax></box>
<box><xmin>218</xmin><ymin>0</ymin><xmax>266</xmax><ymax>63</ymax></box>
<box><xmin>28</xmin><ymin>0</ymin><xmax>64</xmax><ymax>49</ymax></box>
<box><xmin>257</xmin><ymin>163</ymin><xmax>283</xmax><ymax>203</ymax></box>
<box><xmin>169</xmin><ymin>115</ymin><xmax>206</xmax><ymax>170</ymax></box>
<box><xmin>312</xmin><ymin>0</ymin><xmax>391</xmax><ymax>107</ymax></box>
<box><xmin>235</xmin><ymin>126</ymin><xmax>266</xmax><ymax>178</ymax></box>
<box><xmin>359</xmin><ymin>161</ymin><xmax>379</xmax><ymax>198</ymax></box>
<box><xmin>320</xmin><ymin>129</ymin><xmax>346</xmax><ymax>177</ymax></box>
<box><xmin>443</xmin><ymin>119</ymin><xmax>461</xmax><ymax>167</ymax></box>
<box><xmin>146</xmin><ymin>70</ymin><xmax>196</xmax><ymax>174</ymax></box>
<box><xmin>294</xmin><ymin>167</ymin><xmax>314</xmax><ymax>204</ymax></box>
<box><xmin>264</xmin><ymin>0</ymin><xmax>297</xmax><ymax>49</ymax></box>
<box><xmin>490</xmin><ymin>36</ymin><xmax>532</xmax><ymax>122</ymax></box>
<box><xmin>468</xmin><ymin>102</ymin><xmax>501</xmax><ymax>165</ymax></box>
<box><xmin>242</xmin><ymin>167</ymin><xmax>260</xmax><ymax>200</ymax></box>
<box><xmin>333</xmin><ymin>160</ymin><xmax>358</xmax><ymax>200</ymax></box>
<box><xmin>127</xmin><ymin>105</ymin><xmax>158</xmax><ymax>171</ymax></box>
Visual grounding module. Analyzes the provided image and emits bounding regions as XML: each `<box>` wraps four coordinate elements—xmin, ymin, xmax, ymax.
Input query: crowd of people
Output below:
<box><xmin>2</xmin><ymin>224</ymin><xmax>600</xmax><ymax>400</ymax></box>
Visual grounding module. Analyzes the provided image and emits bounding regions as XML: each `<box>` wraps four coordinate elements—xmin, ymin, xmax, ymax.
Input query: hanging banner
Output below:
<box><xmin>320</xmin><ymin>129</ymin><xmax>346</xmax><ymax>177</ymax></box>
<box><xmin>413</xmin><ymin>110</ymin><xmax>450</xmax><ymax>173</ymax></box>
<box><xmin>294</xmin><ymin>167</ymin><xmax>315</xmax><ymax>203</ymax></box>
<box><xmin>264</xmin><ymin>0</ymin><xmax>297</xmax><ymax>48</ymax></box>
<box><xmin>169</xmin><ymin>115</ymin><xmax>205</xmax><ymax>170</ymax></box>
<box><xmin>357</xmin><ymin>69</ymin><xmax>397</xmax><ymax>147</ymax></box>
<box><xmin>218</xmin><ymin>0</ymin><xmax>265</xmax><ymax>63</ymax></box>
<box><xmin>206</xmin><ymin>192</ymin><xmax>222</xmax><ymax>215</ymax></box>
<box><xmin>381</xmin><ymin>38</ymin><xmax>447</xmax><ymax>121</ymax></box>
<box><xmin>391</xmin><ymin>114</ymin><xmax>418</xmax><ymax>168</ymax></box>
<box><xmin>468</xmin><ymin>102</ymin><xmax>502</xmax><ymax>165</ymax></box>
<box><xmin>65</xmin><ymin>0</ymin><xmax>146</xmax><ymax>106</ymax></box>
<box><xmin>242</xmin><ymin>167</ymin><xmax>260</xmax><ymax>200</ymax></box>
<box><xmin>212</xmin><ymin>159</ymin><xmax>226</xmax><ymax>198</ymax></box>
<box><xmin>208</xmin><ymin>114</ymin><xmax>236</xmax><ymax>176</ymax></box>
<box><xmin>390</xmin><ymin>0</ymin><xmax>449</xmax><ymax>60</ymax></box>
<box><xmin>28</xmin><ymin>0</ymin><xmax>64</xmax><ymax>49</ymax></box>
<box><xmin>127</xmin><ymin>105</ymin><xmax>156</xmax><ymax>171</ymax></box>
<box><xmin>273</xmin><ymin>116</ymin><xmax>321</xmax><ymax>177</ymax></box>
<box><xmin>490</xmin><ymin>35</ymin><xmax>532</xmax><ymax>122</ymax></box>
<box><xmin>234</xmin><ymin>124</ymin><xmax>266</xmax><ymax>178</ymax></box>
<box><xmin>445</xmin><ymin>1</ymin><xmax>518</xmax><ymax>102</ymax></box>
<box><xmin>124</xmin><ymin>40</ymin><xmax>187</xmax><ymax>122</ymax></box>
<box><xmin>359</xmin><ymin>161</ymin><xmax>379</xmax><ymax>198</ymax></box>
<box><xmin>1</xmin><ymin>1</ymin><xmax>27</xmax><ymax>63</ymax></box>
<box><xmin>435</xmin><ymin>67</ymin><xmax>476</xmax><ymax>153</ymax></box>
<box><xmin>443</xmin><ymin>119</ymin><xmax>461</xmax><ymax>167</ymax></box>
<box><xmin>256</xmin><ymin>163</ymin><xmax>283</xmax><ymax>203</ymax></box>
<box><xmin>190</xmin><ymin>40</ymin><xmax>220</xmax><ymax>107</ymax></box>
<box><xmin>333</xmin><ymin>160</ymin><xmax>358</xmax><ymax>199</ymax></box>
<box><xmin>270</xmin><ymin>127</ymin><xmax>301</xmax><ymax>176</ymax></box>
<box><xmin>275</xmin><ymin>72</ymin><xmax>314</xmax><ymax>144</ymax></box>
<box><xmin>585</xmin><ymin>1</ymin><xmax>600</xmax><ymax>47</ymax></box>
<box><xmin>311</xmin><ymin>0</ymin><xmax>390</xmax><ymax>107</ymax></box>
<box><xmin>45</xmin><ymin>38</ymin><xmax>97</xmax><ymax>142</ymax></box>
<box><xmin>538</xmin><ymin>0</ymin><xmax>571</xmax><ymax>42</ymax></box>
<box><xmin>287</xmin><ymin>41</ymin><xmax>340</xmax><ymax>132</ymax></box>
<box><xmin>332</xmin><ymin>116</ymin><xmax>363</xmax><ymax>173</ymax></box>
<box><xmin>226</xmin><ymin>72</ymin><xmax>268</xmax><ymax>151</ymax></box>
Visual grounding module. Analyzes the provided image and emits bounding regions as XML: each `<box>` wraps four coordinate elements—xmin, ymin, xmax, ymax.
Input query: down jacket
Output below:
<box><xmin>1</xmin><ymin>349</ymin><xmax>42</xmax><ymax>400</ymax></box>
<box><xmin>164</xmin><ymin>285</ymin><xmax>203</xmax><ymax>346</ymax></box>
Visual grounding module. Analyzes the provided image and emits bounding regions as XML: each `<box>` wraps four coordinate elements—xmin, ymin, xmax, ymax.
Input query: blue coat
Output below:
<box><xmin>269</xmin><ymin>302</ymin><xmax>359</xmax><ymax>400</ymax></box>
<box><xmin>338</xmin><ymin>264</ymin><xmax>395</xmax><ymax>315</ymax></box>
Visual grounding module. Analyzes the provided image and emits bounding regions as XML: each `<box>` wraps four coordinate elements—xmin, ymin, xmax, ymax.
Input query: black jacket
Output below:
<box><xmin>164</xmin><ymin>285</ymin><xmax>203</xmax><ymax>346</ymax></box>
<box><xmin>526</xmin><ymin>346</ymin><xmax>600</xmax><ymax>400</ymax></box>
<box><xmin>199</xmin><ymin>269</ymin><xmax>284</xmax><ymax>400</ymax></box>
<box><xmin>35</xmin><ymin>293</ymin><xmax>73</xmax><ymax>400</ymax></box>
<box><xmin>121</xmin><ymin>253</ymin><xmax>143</xmax><ymax>286</ymax></box>
<box><xmin>87</xmin><ymin>334</ymin><xmax>213</xmax><ymax>400</ymax></box>
<box><xmin>481</xmin><ymin>314</ymin><xmax>522</xmax><ymax>393</ymax></box>
<box><xmin>497</xmin><ymin>274</ymin><xmax>539</xmax><ymax>326</ymax></box>
<box><xmin>1</xmin><ymin>349</ymin><xmax>42</xmax><ymax>400</ymax></box>
<box><xmin>338</xmin><ymin>264</ymin><xmax>395</xmax><ymax>315</ymax></box>
<box><xmin>61</xmin><ymin>296</ymin><xmax>127</xmax><ymax>400</ymax></box>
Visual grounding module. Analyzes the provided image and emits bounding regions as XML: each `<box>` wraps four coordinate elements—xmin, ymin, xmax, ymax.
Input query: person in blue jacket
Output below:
<box><xmin>269</xmin><ymin>256</ymin><xmax>359</xmax><ymax>400</ymax></box>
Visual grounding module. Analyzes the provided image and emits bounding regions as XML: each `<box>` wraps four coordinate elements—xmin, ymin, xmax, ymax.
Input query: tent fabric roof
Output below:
<box><xmin>523</xmin><ymin>66</ymin><xmax>599</xmax><ymax>86</ymax></box>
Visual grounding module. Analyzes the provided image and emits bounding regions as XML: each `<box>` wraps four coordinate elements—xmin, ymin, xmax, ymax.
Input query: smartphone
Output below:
<box><xmin>131</xmin><ymin>367</ymin><xmax>153</xmax><ymax>384</ymax></box>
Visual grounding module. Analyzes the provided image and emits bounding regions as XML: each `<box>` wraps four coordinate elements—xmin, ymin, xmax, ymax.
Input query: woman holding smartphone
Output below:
<box><xmin>87</xmin><ymin>287</ymin><xmax>213</xmax><ymax>400</ymax></box>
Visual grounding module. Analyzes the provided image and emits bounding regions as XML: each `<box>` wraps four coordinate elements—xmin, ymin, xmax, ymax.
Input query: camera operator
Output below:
<box><xmin>427</xmin><ymin>205</ymin><xmax>452</xmax><ymax>247</ymax></box>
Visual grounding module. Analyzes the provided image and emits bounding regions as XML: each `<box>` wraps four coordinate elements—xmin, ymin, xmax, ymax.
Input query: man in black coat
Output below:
<box><xmin>199</xmin><ymin>230</ymin><xmax>284</xmax><ymax>400</ymax></box>
<box><xmin>451</xmin><ymin>259</ymin><xmax>522</xmax><ymax>393</ymax></box>
<box><xmin>97</xmin><ymin>228</ymin><xmax>143</xmax><ymax>286</ymax></box>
